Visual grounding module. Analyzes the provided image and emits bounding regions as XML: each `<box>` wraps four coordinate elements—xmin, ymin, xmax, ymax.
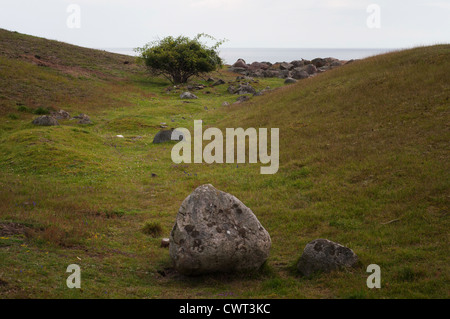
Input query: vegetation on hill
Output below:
<box><xmin>0</xmin><ymin>29</ymin><xmax>448</xmax><ymax>298</ymax></box>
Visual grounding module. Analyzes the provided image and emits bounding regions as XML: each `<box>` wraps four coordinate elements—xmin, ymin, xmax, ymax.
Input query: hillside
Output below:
<box><xmin>0</xmin><ymin>29</ymin><xmax>448</xmax><ymax>298</ymax></box>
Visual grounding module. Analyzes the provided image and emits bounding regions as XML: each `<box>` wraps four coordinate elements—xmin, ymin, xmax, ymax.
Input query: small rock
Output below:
<box><xmin>73</xmin><ymin>113</ymin><xmax>92</xmax><ymax>125</ymax></box>
<box><xmin>161</xmin><ymin>238</ymin><xmax>170</xmax><ymax>248</ymax></box>
<box><xmin>221</xmin><ymin>102</ymin><xmax>230</xmax><ymax>106</ymax></box>
<box><xmin>284</xmin><ymin>77</ymin><xmax>298</xmax><ymax>84</ymax></box>
<box><xmin>180</xmin><ymin>92</ymin><xmax>198</xmax><ymax>99</ymax></box>
<box><xmin>235</xmin><ymin>95</ymin><xmax>250</xmax><ymax>104</ymax></box>
<box><xmin>116</xmin><ymin>135</ymin><xmax>124</xmax><ymax>138</ymax></box>
<box><xmin>297</xmin><ymin>239</ymin><xmax>358</xmax><ymax>277</ymax></box>
<box><xmin>212</xmin><ymin>79</ymin><xmax>226</xmax><ymax>86</ymax></box>
<box><xmin>51</xmin><ymin>109</ymin><xmax>70</xmax><ymax>120</ymax></box>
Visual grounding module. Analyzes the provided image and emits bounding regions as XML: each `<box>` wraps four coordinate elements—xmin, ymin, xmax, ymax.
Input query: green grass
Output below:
<box><xmin>0</xmin><ymin>29</ymin><xmax>448</xmax><ymax>299</ymax></box>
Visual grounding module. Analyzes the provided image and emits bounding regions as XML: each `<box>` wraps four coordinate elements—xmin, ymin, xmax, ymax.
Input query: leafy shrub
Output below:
<box><xmin>33</xmin><ymin>107</ymin><xmax>50</xmax><ymax>115</ymax></box>
<box><xmin>136</xmin><ymin>34</ymin><xmax>225</xmax><ymax>84</ymax></box>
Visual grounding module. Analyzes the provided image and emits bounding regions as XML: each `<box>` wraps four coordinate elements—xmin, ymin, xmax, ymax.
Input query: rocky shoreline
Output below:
<box><xmin>228</xmin><ymin>57</ymin><xmax>355</xmax><ymax>80</ymax></box>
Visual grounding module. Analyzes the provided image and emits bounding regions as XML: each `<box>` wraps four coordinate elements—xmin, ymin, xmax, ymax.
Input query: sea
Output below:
<box><xmin>102</xmin><ymin>47</ymin><xmax>397</xmax><ymax>64</ymax></box>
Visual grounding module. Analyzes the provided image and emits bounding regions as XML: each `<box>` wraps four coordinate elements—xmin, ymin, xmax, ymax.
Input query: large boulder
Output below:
<box><xmin>169</xmin><ymin>184</ymin><xmax>271</xmax><ymax>275</ymax></box>
<box><xmin>291</xmin><ymin>68</ymin><xmax>309</xmax><ymax>80</ymax></box>
<box><xmin>304</xmin><ymin>64</ymin><xmax>317</xmax><ymax>75</ymax></box>
<box><xmin>297</xmin><ymin>239</ymin><xmax>358</xmax><ymax>277</ymax></box>
<box><xmin>32</xmin><ymin>115</ymin><xmax>59</xmax><ymax>126</ymax></box>
<box><xmin>311</xmin><ymin>58</ymin><xmax>327</xmax><ymax>68</ymax></box>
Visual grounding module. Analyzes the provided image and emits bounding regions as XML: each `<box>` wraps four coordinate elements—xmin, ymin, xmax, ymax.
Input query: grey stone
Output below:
<box><xmin>280</xmin><ymin>62</ymin><xmax>294</xmax><ymax>70</ymax></box>
<box><xmin>32</xmin><ymin>115</ymin><xmax>59</xmax><ymax>126</ymax></box>
<box><xmin>212</xmin><ymin>79</ymin><xmax>225</xmax><ymax>86</ymax></box>
<box><xmin>73</xmin><ymin>113</ymin><xmax>92</xmax><ymax>124</ymax></box>
<box><xmin>51</xmin><ymin>109</ymin><xmax>70</xmax><ymax>120</ymax></box>
<box><xmin>291</xmin><ymin>68</ymin><xmax>309</xmax><ymax>79</ymax></box>
<box><xmin>284</xmin><ymin>77</ymin><xmax>298</xmax><ymax>84</ymax></box>
<box><xmin>180</xmin><ymin>92</ymin><xmax>198</xmax><ymax>99</ymax></box>
<box><xmin>152</xmin><ymin>129</ymin><xmax>185</xmax><ymax>144</ymax></box>
<box><xmin>235</xmin><ymin>84</ymin><xmax>256</xmax><ymax>95</ymax></box>
<box><xmin>232</xmin><ymin>59</ymin><xmax>248</xmax><ymax>69</ymax></box>
<box><xmin>304</xmin><ymin>64</ymin><xmax>317</xmax><ymax>75</ymax></box>
<box><xmin>297</xmin><ymin>239</ymin><xmax>358</xmax><ymax>277</ymax></box>
<box><xmin>311</xmin><ymin>58</ymin><xmax>327</xmax><ymax>68</ymax></box>
<box><xmin>169</xmin><ymin>184</ymin><xmax>271</xmax><ymax>275</ymax></box>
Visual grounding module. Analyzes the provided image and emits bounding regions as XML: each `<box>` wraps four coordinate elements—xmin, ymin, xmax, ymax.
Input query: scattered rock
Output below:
<box><xmin>152</xmin><ymin>129</ymin><xmax>185</xmax><ymax>144</ymax></box>
<box><xmin>221</xmin><ymin>101</ymin><xmax>230</xmax><ymax>106</ymax></box>
<box><xmin>291</xmin><ymin>68</ymin><xmax>309</xmax><ymax>79</ymax></box>
<box><xmin>235</xmin><ymin>95</ymin><xmax>250</xmax><ymax>104</ymax></box>
<box><xmin>297</xmin><ymin>239</ymin><xmax>358</xmax><ymax>277</ymax></box>
<box><xmin>212</xmin><ymin>79</ymin><xmax>225</xmax><ymax>86</ymax></box>
<box><xmin>180</xmin><ymin>92</ymin><xmax>198</xmax><ymax>99</ymax></box>
<box><xmin>169</xmin><ymin>184</ymin><xmax>271</xmax><ymax>275</ymax></box>
<box><xmin>311</xmin><ymin>58</ymin><xmax>327</xmax><ymax>68</ymax></box>
<box><xmin>32</xmin><ymin>115</ymin><xmax>59</xmax><ymax>126</ymax></box>
<box><xmin>51</xmin><ymin>109</ymin><xmax>70</xmax><ymax>120</ymax></box>
<box><xmin>228</xmin><ymin>57</ymin><xmax>344</xmax><ymax>79</ymax></box>
<box><xmin>304</xmin><ymin>64</ymin><xmax>317</xmax><ymax>75</ymax></box>
<box><xmin>284</xmin><ymin>77</ymin><xmax>298</xmax><ymax>84</ymax></box>
<box><xmin>235</xmin><ymin>84</ymin><xmax>256</xmax><ymax>95</ymax></box>
<box><xmin>73</xmin><ymin>114</ymin><xmax>92</xmax><ymax>124</ymax></box>
<box><xmin>330</xmin><ymin>61</ymin><xmax>343</xmax><ymax>67</ymax></box>
<box><xmin>280</xmin><ymin>62</ymin><xmax>294</xmax><ymax>70</ymax></box>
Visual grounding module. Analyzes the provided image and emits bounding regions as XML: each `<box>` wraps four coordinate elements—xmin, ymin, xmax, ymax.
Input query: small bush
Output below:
<box><xmin>142</xmin><ymin>221</ymin><xmax>163</xmax><ymax>237</ymax></box>
<box><xmin>17</xmin><ymin>105</ymin><xmax>29</xmax><ymax>112</ymax></box>
<box><xmin>33</xmin><ymin>107</ymin><xmax>50</xmax><ymax>115</ymax></box>
<box><xmin>7</xmin><ymin>114</ymin><xmax>19</xmax><ymax>120</ymax></box>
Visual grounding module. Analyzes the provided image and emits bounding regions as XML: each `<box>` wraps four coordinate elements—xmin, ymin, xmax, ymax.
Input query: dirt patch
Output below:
<box><xmin>0</xmin><ymin>222</ymin><xmax>29</xmax><ymax>237</ymax></box>
<box><xmin>19</xmin><ymin>54</ymin><xmax>107</xmax><ymax>79</ymax></box>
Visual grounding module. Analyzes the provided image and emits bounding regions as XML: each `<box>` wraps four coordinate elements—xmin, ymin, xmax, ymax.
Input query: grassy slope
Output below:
<box><xmin>0</xmin><ymin>29</ymin><xmax>448</xmax><ymax>298</ymax></box>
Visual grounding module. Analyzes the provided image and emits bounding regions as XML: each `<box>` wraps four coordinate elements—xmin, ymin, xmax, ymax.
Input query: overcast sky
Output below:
<box><xmin>0</xmin><ymin>0</ymin><xmax>449</xmax><ymax>49</ymax></box>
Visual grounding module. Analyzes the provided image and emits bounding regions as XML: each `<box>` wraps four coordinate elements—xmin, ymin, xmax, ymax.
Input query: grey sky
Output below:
<box><xmin>0</xmin><ymin>0</ymin><xmax>448</xmax><ymax>49</ymax></box>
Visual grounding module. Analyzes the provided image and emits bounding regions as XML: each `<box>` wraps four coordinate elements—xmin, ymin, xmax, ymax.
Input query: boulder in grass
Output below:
<box><xmin>284</xmin><ymin>77</ymin><xmax>298</xmax><ymax>84</ymax></box>
<box><xmin>152</xmin><ymin>129</ymin><xmax>185</xmax><ymax>144</ymax></box>
<box><xmin>32</xmin><ymin>115</ymin><xmax>59</xmax><ymax>126</ymax></box>
<box><xmin>297</xmin><ymin>239</ymin><xmax>358</xmax><ymax>277</ymax></box>
<box><xmin>169</xmin><ymin>184</ymin><xmax>271</xmax><ymax>275</ymax></box>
